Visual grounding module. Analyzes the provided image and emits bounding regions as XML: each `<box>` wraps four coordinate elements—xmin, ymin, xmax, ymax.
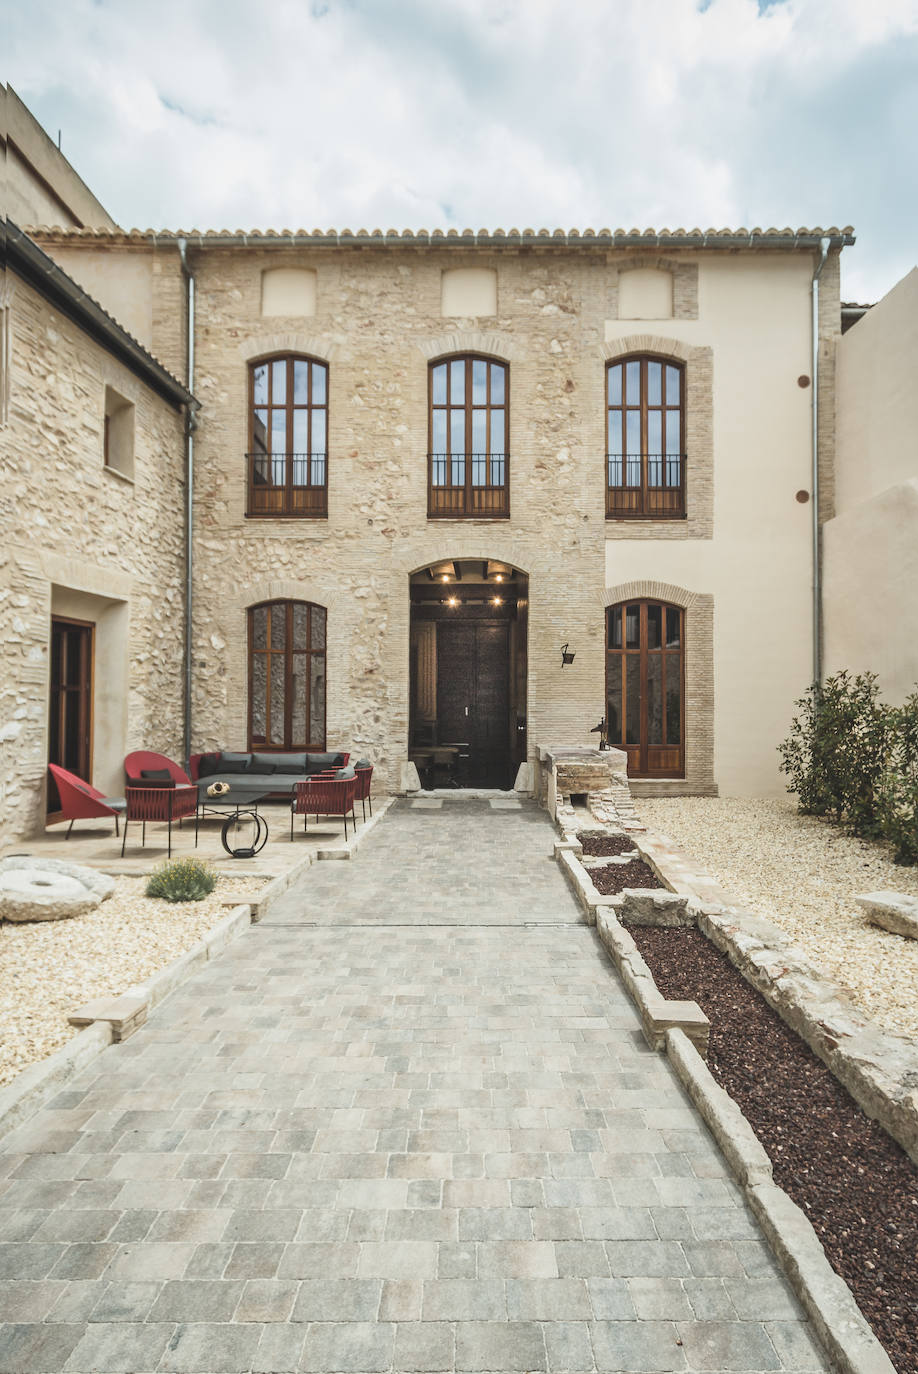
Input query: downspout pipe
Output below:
<box><xmin>811</xmin><ymin>236</ymin><xmax>831</xmax><ymax>689</ymax></box>
<box><xmin>177</xmin><ymin>238</ymin><xmax>197</xmax><ymax>771</ymax></box>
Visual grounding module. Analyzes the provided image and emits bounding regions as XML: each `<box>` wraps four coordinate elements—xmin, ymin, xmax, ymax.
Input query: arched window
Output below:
<box><xmin>248</xmin><ymin>601</ymin><xmax>326</xmax><ymax>749</ymax></box>
<box><xmin>606</xmin><ymin>356</ymin><xmax>685</xmax><ymax>519</ymax></box>
<box><xmin>428</xmin><ymin>354</ymin><xmax>509</xmax><ymax>518</ymax></box>
<box><xmin>247</xmin><ymin>355</ymin><xmax>328</xmax><ymax>518</ymax></box>
<box><xmin>606</xmin><ymin>600</ymin><xmax>684</xmax><ymax>777</ymax></box>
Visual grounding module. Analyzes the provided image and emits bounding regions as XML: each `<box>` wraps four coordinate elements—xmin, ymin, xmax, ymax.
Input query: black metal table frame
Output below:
<box><xmin>197</xmin><ymin>788</ymin><xmax>270</xmax><ymax>858</ymax></box>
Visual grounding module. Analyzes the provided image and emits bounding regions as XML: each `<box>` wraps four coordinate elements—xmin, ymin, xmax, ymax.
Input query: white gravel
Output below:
<box><xmin>636</xmin><ymin>796</ymin><xmax>918</xmax><ymax>1040</ymax></box>
<box><xmin>0</xmin><ymin>876</ymin><xmax>263</xmax><ymax>1089</ymax></box>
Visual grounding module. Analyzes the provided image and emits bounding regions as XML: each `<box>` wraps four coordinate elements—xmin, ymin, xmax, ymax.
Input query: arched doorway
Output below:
<box><xmin>606</xmin><ymin>599</ymin><xmax>685</xmax><ymax>777</ymax></box>
<box><xmin>409</xmin><ymin>560</ymin><xmax>528</xmax><ymax>789</ymax></box>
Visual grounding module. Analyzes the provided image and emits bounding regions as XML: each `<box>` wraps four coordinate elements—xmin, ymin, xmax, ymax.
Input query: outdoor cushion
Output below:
<box><xmin>335</xmin><ymin>765</ymin><xmax>356</xmax><ymax>779</ymax></box>
<box><xmin>219</xmin><ymin>752</ymin><xmax>252</xmax><ymax>773</ymax></box>
<box><xmin>128</xmin><ymin>777</ymin><xmax>175</xmax><ymax>790</ymax></box>
<box><xmin>273</xmin><ymin>753</ymin><xmax>309</xmax><ymax>775</ymax></box>
<box><xmin>140</xmin><ymin>768</ymin><xmax>171</xmax><ymax>781</ymax></box>
<box><xmin>196</xmin><ymin>753</ymin><xmax>220</xmax><ymax>778</ymax></box>
<box><xmin>249</xmin><ymin>752</ymin><xmax>278</xmax><ymax>774</ymax></box>
<box><xmin>307</xmin><ymin>752</ymin><xmax>345</xmax><ymax>770</ymax></box>
<box><xmin>354</xmin><ymin>759</ymin><xmax>371</xmax><ymax>768</ymax></box>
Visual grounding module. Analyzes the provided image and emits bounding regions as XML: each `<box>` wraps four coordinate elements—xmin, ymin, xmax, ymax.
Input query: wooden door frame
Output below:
<box><xmin>606</xmin><ymin>600</ymin><xmax>685</xmax><ymax>778</ymax></box>
<box><xmin>47</xmin><ymin>615</ymin><xmax>95</xmax><ymax>819</ymax></box>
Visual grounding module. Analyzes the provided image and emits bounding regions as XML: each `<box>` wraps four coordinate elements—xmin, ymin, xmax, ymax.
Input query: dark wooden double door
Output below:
<box><xmin>437</xmin><ymin>620</ymin><xmax>511</xmax><ymax>788</ymax></box>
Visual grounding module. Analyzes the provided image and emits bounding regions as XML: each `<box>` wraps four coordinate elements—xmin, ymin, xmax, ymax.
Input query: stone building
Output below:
<box><xmin>9</xmin><ymin>84</ymin><xmax>902</xmax><ymax>845</ymax></box>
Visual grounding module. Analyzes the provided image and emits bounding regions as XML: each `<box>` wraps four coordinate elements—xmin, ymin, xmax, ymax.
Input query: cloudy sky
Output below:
<box><xmin>7</xmin><ymin>0</ymin><xmax>917</xmax><ymax>301</ymax></box>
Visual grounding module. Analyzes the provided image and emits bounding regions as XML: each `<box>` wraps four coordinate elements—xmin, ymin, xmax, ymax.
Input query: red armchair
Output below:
<box><xmin>354</xmin><ymin>764</ymin><xmax>374</xmax><ymax>821</ymax></box>
<box><xmin>291</xmin><ymin>774</ymin><xmax>358</xmax><ymax>840</ymax></box>
<box><xmin>121</xmin><ymin>784</ymin><xmax>198</xmax><ymax>859</ymax></box>
<box><xmin>48</xmin><ymin>764</ymin><xmax>125</xmax><ymax>838</ymax></box>
<box><xmin>124</xmin><ymin>750</ymin><xmax>194</xmax><ymax>786</ymax></box>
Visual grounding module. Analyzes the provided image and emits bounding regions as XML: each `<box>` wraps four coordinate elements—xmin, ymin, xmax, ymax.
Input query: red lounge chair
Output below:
<box><xmin>354</xmin><ymin>764</ymin><xmax>374</xmax><ymax>821</ymax></box>
<box><xmin>121</xmin><ymin>784</ymin><xmax>199</xmax><ymax>859</ymax></box>
<box><xmin>124</xmin><ymin>750</ymin><xmax>194</xmax><ymax>786</ymax></box>
<box><xmin>291</xmin><ymin>774</ymin><xmax>358</xmax><ymax>840</ymax></box>
<box><xmin>48</xmin><ymin>764</ymin><xmax>126</xmax><ymax>839</ymax></box>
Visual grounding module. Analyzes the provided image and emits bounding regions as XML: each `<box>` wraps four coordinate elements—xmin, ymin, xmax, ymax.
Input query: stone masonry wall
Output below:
<box><xmin>0</xmin><ymin>275</ymin><xmax>187</xmax><ymax>843</ymax></box>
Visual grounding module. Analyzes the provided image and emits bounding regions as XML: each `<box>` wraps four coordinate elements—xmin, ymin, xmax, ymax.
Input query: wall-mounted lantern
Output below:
<box><xmin>560</xmin><ymin>643</ymin><xmax>576</xmax><ymax>666</ymax></box>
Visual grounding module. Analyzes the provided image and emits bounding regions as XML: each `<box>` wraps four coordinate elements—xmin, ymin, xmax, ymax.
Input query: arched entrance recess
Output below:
<box><xmin>409</xmin><ymin>558</ymin><xmax>528</xmax><ymax>789</ymax></box>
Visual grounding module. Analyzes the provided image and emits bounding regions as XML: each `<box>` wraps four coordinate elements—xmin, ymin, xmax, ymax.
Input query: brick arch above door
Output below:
<box><xmin>603</xmin><ymin>581</ymin><xmax>716</xmax><ymax>796</ymax></box>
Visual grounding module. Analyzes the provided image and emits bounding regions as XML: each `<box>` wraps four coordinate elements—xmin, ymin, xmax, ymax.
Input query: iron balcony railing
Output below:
<box><xmin>606</xmin><ymin>453</ymin><xmax>686</xmax><ymax>519</ymax></box>
<box><xmin>428</xmin><ymin>453</ymin><xmax>510</xmax><ymax>518</ymax></box>
<box><xmin>247</xmin><ymin>452</ymin><xmax>328</xmax><ymax>518</ymax></box>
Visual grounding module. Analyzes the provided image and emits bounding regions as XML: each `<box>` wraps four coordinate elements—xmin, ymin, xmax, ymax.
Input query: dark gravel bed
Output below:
<box><xmin>590</xmin><ymin>857</ymin><xmax>660</xmax><ymax>893</ymax></box>
<box><xmin>626</xmin><ymin>923</ymin><xmax>918</xmax><ymax>1373</ymax></box>
<box><xmin>577</xmin><ymin>830</ymin><xmax>639</xmax><ymax>857</ymax></box>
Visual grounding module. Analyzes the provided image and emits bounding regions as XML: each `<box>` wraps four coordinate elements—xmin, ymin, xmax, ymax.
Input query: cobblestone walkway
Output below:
<box><xmin>0</xmin><ymin>800</ymin><xmax>829</xmax><ymax>1372</ymax></box>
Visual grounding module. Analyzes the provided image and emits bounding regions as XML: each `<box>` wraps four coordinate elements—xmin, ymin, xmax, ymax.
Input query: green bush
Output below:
<box><xmin>145</xmin><ymin>857</ymin><xmax>217</xmax><ymax>903</ymax></box>
<box><xmin>878</xmin><ymin>690</ymin><xmax>918</xmax><ymax>866</ymax></box>
<box><xmin>779</xmin><ymin>671</ymin><xmax>917</xmax><ymax>863</ymax></box>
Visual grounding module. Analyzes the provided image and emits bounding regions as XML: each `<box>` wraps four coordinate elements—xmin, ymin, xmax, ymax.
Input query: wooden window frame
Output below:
<box><xmin>247</xmin><ymin>600</ymin><xmax>327</xmax><ymax>750</ymax></box>
<box><xmin>606</xmin><ymin>354</ymin><xmax>686</xmax><ymax>519</ymax></box>
<box><xmin>428</xmin><ymin>353</ymin><xmax>510</xmax><ymax>518</ymax></box>
<box><xmin>246</xmin><ymin>354</ymin><xmax>329</xmax><ymax>519</ymax></box>
<box><xmin>606</xmin><ymin>600</ymin><xmax>685</xmax><ymax>778</ymax></box>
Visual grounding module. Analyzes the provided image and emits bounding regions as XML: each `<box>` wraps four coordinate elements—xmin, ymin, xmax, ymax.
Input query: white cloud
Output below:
<box><xmin>6</xmin><ymin>0</ymin><xmax>917</xmax><ymax>298</ymax></box>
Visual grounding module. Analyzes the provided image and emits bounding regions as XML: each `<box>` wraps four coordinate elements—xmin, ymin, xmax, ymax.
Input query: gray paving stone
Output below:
<box><xmin>148</xmin><ymin>1277</ymin><xmax>245</xmax><ymax>1322</ymax></box>
<box><xmin>543</xmin><ymin>1320</ymin><xmax>595</xmax><ymax>1373</ymax></box>
<box><xmin>455</xmin><ymin>1320</ymin><xmax>546</xmax><ymax>1371</ymax></box>
<box><xmin>292</xmin><ymin>1279</ymin><xmax>382</xmax><ymax>1321</ymax></box>
<box><xmin>253</xmin><ymin>1321</ymin><xmax>306</xmax><ymax>1372</ymax></box>
<box><xmin>300</xmin><ymin>1320</ymin><xmax>394</xmax><ymax>1372</ymax></box>
<box><xmin>627</xmin><ymin>1277</ymin><xmax>694</xmax><ymax>1320</ymax></box>
<box><xmin>506</xmin><ymin>1278</ymin><xmax>592</xmax><ymax>1320</ymax></box>
<box><xmin>422</xmin><ymin>1279</ymin><xmax>507</xmax><ymax>1321</ymax></box>
<box><xmin>159</xmin><ymin>1321</ymin><xmax>261</xmax><ymax>1373</ymax></box>
<box><xmin>62</xmin><ymin>1321</ymin><xmax>175</xmax><ymax>1373</ymax></box>
<box><xmin>89</xmin><ymin>1281</ymin><xmax>162</xmax><ymax>1322</ymax></box>
<box><xmin>676</xmin><ymin>1319</ymin><xmax>783</xmax><ymax>1370</ymax></box>
<box><xmin>394</xmin><ymin>1321</ymin><xmax>455</xmax><ymax>1371</ymax></box>
<box><xmin>45</xmin><ymin>1280</ymin><xmax>109</xmax><ymax>1322</ymax></box>
<box><xmin>590</xmin><ymin>1318</ymin><xmax>687</xmax><ymax>1370</ymax></box>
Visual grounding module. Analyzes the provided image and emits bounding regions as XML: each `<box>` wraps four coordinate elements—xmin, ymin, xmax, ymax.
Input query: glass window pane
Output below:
<box><xmin>607</xmin><ymin>663</ymin><xmax>622</xmax><ymax>744</ymax></box>
<box><xmin>293</xmin><ymin>360</ymin><xmax>309</xmax><ymax>404</ymax></box>
<box><xmin>269</xmin><ymin>656</ymin><xmax>285</xmax><ymax>746</ymax></box>
<box><xmin>310</xmin><ymin>654</ymin><xmax>326</xmax><ymax>746</ymax></box>
<box><xmin>665</xmin><ymin>655</ymin><xmax>681</xmax><ymax>743</ymax></box>
<box><xmin>291</xmin><ymin>654</ymin><xmax>307</xmax><ymax>747</ymax></box>
<box><xmin>472</xmin><ymin>409</ymin><xmax>487</xmax><ymax>453</ymax></box>
<box><xmin>312</xmin><ymin>364</ymin><xmax>326</xmax><ymax>404</ymax></box>
<box><xmin>626</xmin><ymin>656</ymin><xmax>640</xmax><ymax>745</ymax></box>
<box><xmin>609</xmin><ymin>607</ymin><xmax>622</xmax><ymax>649</ymax></box>
<box><xmin>252</xmin><ymin>606</ymin><xmax>268</xmax><ymax>650</ymax></box>
<box><xmin>450</xmin><ymin>409</ymin><xmax>465</xmax><ymax>456</ymax></box>
<box><xmin>251</xmin><ymin>653</ymin><xmax>267</xmax><ymax>743</ymax></box>
<box><xmin>608</xmin><ymin>410</ymin><xmax>623</xmax><ymax>458</ymax></box>
<box><xmin>472</xmin><ymin>359</ymin><xmax>488</xmax><ymax>404</ymax></box>
<box><xmin>490</xmin><ymin>408</ymin><xmax>504</xmax><ymax>457</ymax></box>
<box><xmin>625</xmin><ymin>359</ymin><xmax>641</xmax><ymax>403</ymax></box>
<box><xmin>293</xmin><ymin>603</ymin><xmax>308</xmax><ymax>652</ymax></box>
<box><xmin>450</xmin><ymin>357</ymin><xmax>465</xmax><ymax>397</ymax></box>
<box><xmin>490</xmin><ymin>363</ymin><xmax>505</xmax><ymax>404</ymax></box>
<box><xmin>647</xmin><ymin>410</ymin><xmax>662</xmax><ymax>456</ymax></box>
<box><xmin>666</xmin><ymin>365</ymin><xmax>680</xmax><ymax>404</ymax></box>
<box><xmin>666</xmin><ymin>410</ymin><xmax>681</xmax><ymax>455</ymax></box>
<box><xmin>666</xmin><ymin>607</ymin><xmax>681</xmax><ymax>647</ymax></box>
<box><xmin>253</xmin><ymin>363</ymin><xmax>268</xmax><ymax>405</ymax></box>
<box><xmin>432</xmin><ymin>409</ymin><xmax>447</xmax><ymax>453</ymax></box>
<box><xmin>607</xmin><ymin>364</ymin><xmax>622</xmax><ymax>406</ymax></box>
<box><xmin>626</xmin><ymin>410</ymin><xmax>641</xmax><ymax>460</ymax></box>
<box><xmin>647</xmin><ymin>361</ymin><xmax>662</xmax><ymax>405</ymax></box>
<box><xmin>271</xmin><ymin>409</ymin><xmax>286</xmax><ymax>453</ymax></box>
<box><xmin>451</xmin><ymin>454</ymin><xmax>466</xmax><ymax>486</ymax></box>
<box><xmin>270</xmin><ymin>603</ymin><xmax>286</xmax><ymax>650</ymax></box>
<box><xmin>271</xmin><ymin>358</ymin><xmax>287</xmax><ymax>402</ymax></box>
<box><xmin>432</xmin><ymin>364</ymin><xmax>447</xmax><ymax>405</ymax></box>
<box><xmin>647</xmin><ymin>603</ymin><xmax>662</xmax><ymax>650</ymax></box>
<box><xmin>253</xmin><ymin>410</ymin><xmax>268</xmax><ymax>455</ymax></box>
<box><xmin>625</xmin><ymin>604</ymin><xmax>640</xmax><ymax>647</ymax></box>
<box><xmin>293</xmin><ymin>409</ymin><xmax>309</xmax><ymax>454</ymax></box>
<box><xmin>311</xmin><ymin>605</ymin><xmax>326</xmax><ymax>650</ymax></box>
<box><xmin>647</xmin><ymin>654</ymin><xmax>662</xmax><ymax>744</ymax></box>
<box><xmin>311</xmin><ymin>409</ymin><xmax>326</xmax><ymax>456</ymax></box>
<box><xmin>471</xmin><ymin>453</ymin><xmax>487</xmax><ymax>487</ymax></box>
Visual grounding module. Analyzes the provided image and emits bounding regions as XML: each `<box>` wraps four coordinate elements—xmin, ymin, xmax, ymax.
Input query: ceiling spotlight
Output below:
<box><xmin>447</xmin><ymin>596</ymin><xmax>459</xmax><ymax>607</ymax></box>
<box><xmin>441</xmin><ymin>574</ymin><xmax>449</xmax><ymax>582</ymax></box>
<box><xmin>491</xmin><ymin>597</ymin><xmax>502</xmax><ymax>606</ymax></box>
<box><xmin>495</xmin><ymin>573</ymin><xmax>503</xmax><ymax>582</ymax></box>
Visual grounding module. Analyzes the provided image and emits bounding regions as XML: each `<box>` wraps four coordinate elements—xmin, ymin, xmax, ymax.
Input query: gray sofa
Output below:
<box><xmin>191</xmin><ymin>750</ymin><xmax>350</xmax><ymax>796</ymax></box>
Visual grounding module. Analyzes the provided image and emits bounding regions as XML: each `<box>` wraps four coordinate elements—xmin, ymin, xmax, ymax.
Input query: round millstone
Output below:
<box><xmin>0</xmin><ymin>857</ymin><xmax>116</xmax><ymax>922</ymax></box>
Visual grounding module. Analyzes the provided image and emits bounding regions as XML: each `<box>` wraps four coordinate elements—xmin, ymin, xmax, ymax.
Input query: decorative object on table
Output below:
<box><xmin>0</xmin><ymin>856</ymin><xmax>115</xmax><ymax>922</ymax></box>
<box><xmin>146</xmin><ymin>857</ymin><xmax>217</xmax><ymax>903</ymax></box>
<box><xmin>206</xmin><ymin>780</ymin><xmax>231</xmax><ymax>797</ymax></box>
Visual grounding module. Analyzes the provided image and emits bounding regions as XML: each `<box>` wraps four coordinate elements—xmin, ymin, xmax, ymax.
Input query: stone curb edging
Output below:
<box><xmin>0</xmin><ymin>1022</ymin><xmax>113</xmax><ymax>1145</ymax></box>
<box><xmin>595</xmin><ymin>906</ymin><xmax>710</xmax><ymax>1056</ymax></box>
<box><xmin>667</xmin><ymin>1028</ymin><xmax>896</xmax><ymax>1374</ymax></box>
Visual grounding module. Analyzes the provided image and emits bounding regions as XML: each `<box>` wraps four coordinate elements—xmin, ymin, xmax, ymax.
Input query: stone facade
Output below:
<box><xmin>0</xmin><ymin>273</ymin><xmax>187</xmax><ymax>844</ymax></box>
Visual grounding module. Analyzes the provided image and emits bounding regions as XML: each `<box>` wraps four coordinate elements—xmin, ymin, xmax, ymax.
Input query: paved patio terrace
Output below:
<box><xmin>0</xmin><ymin>799</ymin><xmax>829</xmax><ymax>1372</ymax></box>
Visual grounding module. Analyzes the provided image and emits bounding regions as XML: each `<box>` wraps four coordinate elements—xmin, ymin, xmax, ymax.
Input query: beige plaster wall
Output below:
<box><xmin>823</xmin><ymin>480</ymin><xmax>918</xmax><ymax>706</ymax></box>
<box><xmin>4</xmin><ymin>85</ymin><xmax>117</xmax><ymax>230</ymax></box>
<box><xmin>604</xmin><ymin>252</ymin><xmax>834</xmax><ymax>796</ymax></box>
<box><xmin>43</xmin><ymin>246</ymin><xmax>156</xmax><ymax>352</ymax></box>
<box><xmin>0</xmin><ymin>275</ymin><xmax>186</xmax><ymax>843</ymax></box>
<box><xmin>835</xmin><ymin>267</ymin><xmax>918</xmax><ymax>513</ymax></box>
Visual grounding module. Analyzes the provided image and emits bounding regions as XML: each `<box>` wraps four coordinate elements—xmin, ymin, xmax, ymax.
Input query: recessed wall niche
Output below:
<box><xmin>441</xmin><ymin>267</ymin><xmax>497</xmax><ymax>318</ymax></box>
<box><xmin>261</xmin><ymin>267</ymin><xmax>317</xmax><ymax>317</ymax></box>
<box><xmin>618</xmin><ymin>268</ymin><xmax>674</xmax><ymax>320</ymax></box>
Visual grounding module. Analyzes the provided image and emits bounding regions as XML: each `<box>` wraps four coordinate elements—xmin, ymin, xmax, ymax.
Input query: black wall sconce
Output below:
<box><xmin>560</xmin><ymin>643</ymin><xmax>576</xmax><ymax>666</ymax></box>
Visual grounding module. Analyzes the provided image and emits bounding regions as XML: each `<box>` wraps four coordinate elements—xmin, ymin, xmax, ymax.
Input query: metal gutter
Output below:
<box><xmin>4</xmin><ymin>219</ymin><xmax>193</xmax><ymax>409</ymax></box>
<box><xmin>177</xmin><ymin>237</ymin><xmax>197</xmax><ymax>773</ymax></box>
<box><xmin>811</xmin><ymin>237</ymin><xmax>831</xmax><ymax>687</ymax></box>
